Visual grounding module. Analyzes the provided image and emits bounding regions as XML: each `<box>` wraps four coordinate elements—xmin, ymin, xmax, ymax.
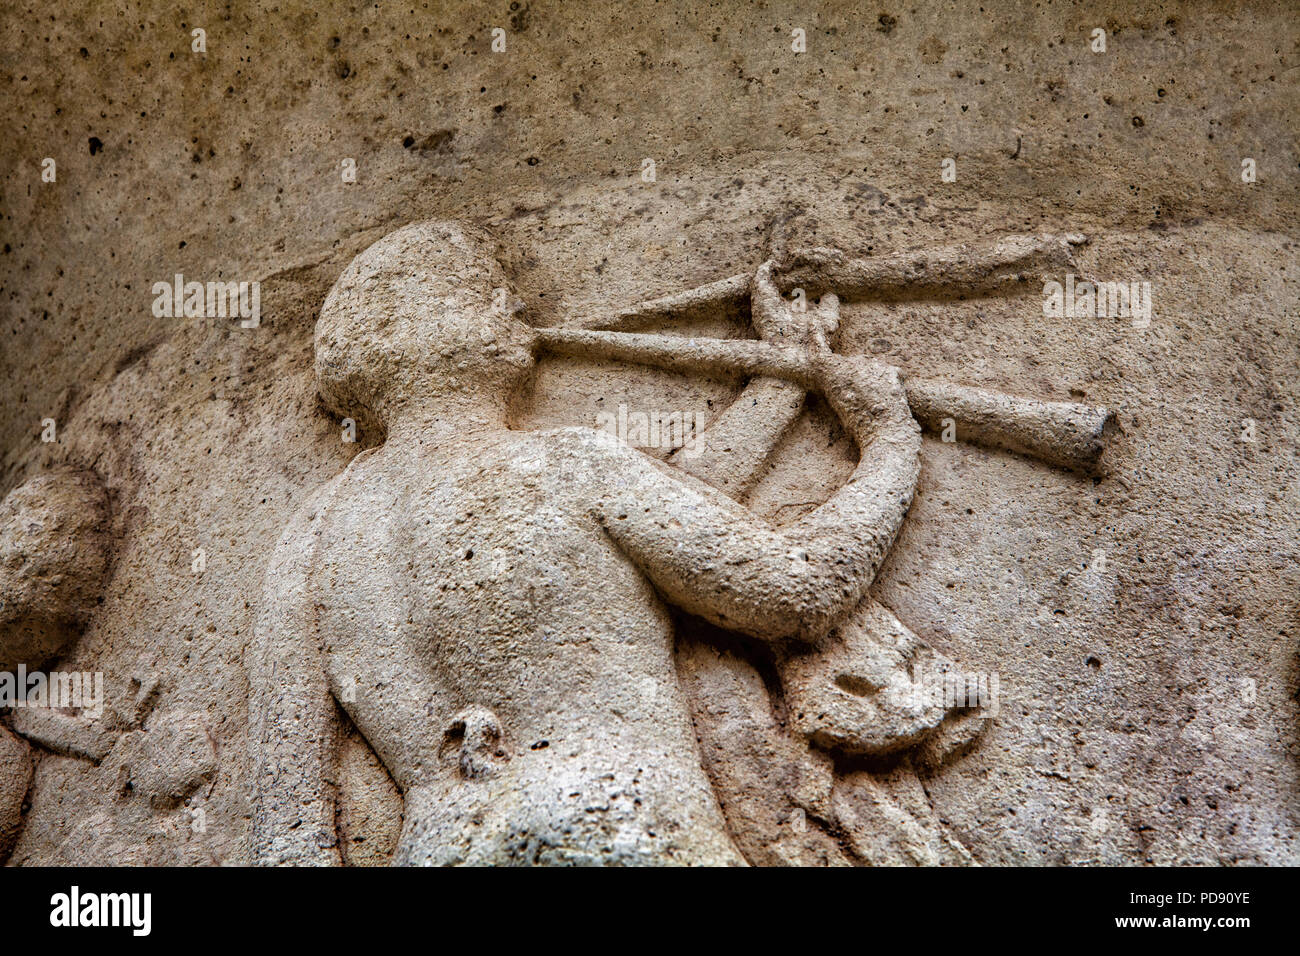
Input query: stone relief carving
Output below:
<box><xmin>0</xmin><ymin>0</ymin><xmax>1290</xmax><ymax>891</ymax></box>
<box><xmin>248</xmin><ymin>219</ymin><xmax>1112</xmax><ymax>865</ymax></box>
<box><xmin>0</xmin><ymin>467</ymin><xmax>223</xmax><ymax>865</ymax></box>
<box><xmin>0</xmin><ymin>469</ymin><xmax>111</xmax><ymax>863</ymax></box>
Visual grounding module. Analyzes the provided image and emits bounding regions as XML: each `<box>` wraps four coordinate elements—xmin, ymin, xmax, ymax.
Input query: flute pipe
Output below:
<box><xmin>534</xmin><ymin>328</ymin><xmax>1112</xmax><ymax>476</ymax></box>
<box><xmin>573</xmin><ymin>233</ymin><xmax>1088</xmax><ymax>331</ymax></box>
<box><xmin>778</xmin><ymin>232</ymin><xmax>1089</xmax><ymax>302</ymax></box>
<box><xmin>537</xmin><ymin>328</ymin><xmax>819</xmax><ymax>386</ymax></box>
<box><xmin>584</xmin><ymin>273</ymin><xmax>751</xmax><ymax>332</ymax></box>
<box><xmin>904</xmin><ymin>381</ymin><xmax>1113</xmax><ymax>477</ymax></box>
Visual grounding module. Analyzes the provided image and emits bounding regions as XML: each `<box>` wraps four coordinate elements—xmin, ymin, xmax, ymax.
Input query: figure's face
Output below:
<box><xmin>389</xmin><ymin>282</ymin><xmax>536</xmax><ymax>396</ymax></box>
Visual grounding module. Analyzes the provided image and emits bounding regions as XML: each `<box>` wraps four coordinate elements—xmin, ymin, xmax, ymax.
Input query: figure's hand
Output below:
<box><xmin>782</xmin><ymin>600</ymin><xmax>957</xmax><ymax>757</ymax></box>
<box><xmin>781</xmin><ymin>600</ymin><xmax>991</xmax><ymax>762</ymax></box>
<box><xmin>750</xmin><ymin>260</ymin><xmax>839</xmax><ymax>353</ymax></box>
<box><xmin>808</xmin><ymin>349</ymin><xmax>910</xmax><ymax>429</ymax></box>
<box><xmin>754</xmin><ymin>259</ymin><xmax>905</xmax><ymax>421</ymax></box>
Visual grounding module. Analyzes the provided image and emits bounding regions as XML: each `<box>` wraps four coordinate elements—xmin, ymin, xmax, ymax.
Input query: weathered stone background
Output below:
<box><xmin>1</xmin><ymin>0</ymin><xmax>1296</xmax><ymax>864</ymax></box>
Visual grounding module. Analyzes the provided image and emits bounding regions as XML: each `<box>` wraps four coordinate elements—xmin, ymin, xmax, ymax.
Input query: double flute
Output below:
<box><xmin>536</xmin><ymin>234</ymin><xmax>1113</xmax><ymax>476</ymax></box>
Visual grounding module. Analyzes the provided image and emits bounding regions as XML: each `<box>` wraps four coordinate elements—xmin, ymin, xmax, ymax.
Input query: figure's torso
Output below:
<box><xmin>309</xmin><ymin>428</ymin><xmax>743</xmax><ymax>865</ymax></box>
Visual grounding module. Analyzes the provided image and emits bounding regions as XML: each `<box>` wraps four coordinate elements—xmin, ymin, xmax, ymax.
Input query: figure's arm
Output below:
<box><xmin>593</xmin><ymin>269</ymin><xmax>919</xmax><ymax>643</ymax></box>
<box><xmin>6</xmin><ymin>708</ymin><xmax>114</xmax><ymax>761</ymax></box>
<box><xmin>669</xmin><ymin>377</ymin><xmax>803</xmax><ymax>497</ymax></box>
<box><xmin>248</xmin><ymin>479</ymin><xmax>345</xmax><ymax>867</ymax></box>
<box><xmin>670</xmin><ymin>293</ymin><xmax>839</xmax><ymax>499</ymax></box>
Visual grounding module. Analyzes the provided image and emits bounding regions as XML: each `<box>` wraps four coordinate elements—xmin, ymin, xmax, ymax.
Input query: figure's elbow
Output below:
<box><xmin>733</xmin><ymin>549</ymin><xmax>870</xmax><ymax>642</ymax></box>
<box><xmin>783</xmin><ymin>571</ymin><xmax>867</xmax><ymax>643</ymax></box>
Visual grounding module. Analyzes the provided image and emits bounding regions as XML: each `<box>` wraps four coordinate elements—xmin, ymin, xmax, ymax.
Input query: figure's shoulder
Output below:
<box><xmin>528</xmin><ymin>425</ymin><xmax>631</xmax><ymax>457</ymax></box>
<box><xmin>271</xmin><ymin>449</ymin><xmax>379</xmax><ymax>554</ymax></box>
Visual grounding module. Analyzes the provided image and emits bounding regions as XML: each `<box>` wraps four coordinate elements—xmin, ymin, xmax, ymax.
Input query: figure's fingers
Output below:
<box><xmin>752</xmin><ymin>260</ymin><xmax>781</xmax><ymax>306</ymax></box>
<box><xmin>796</xmin><ymin>293</ymin><xmax>836</xmax><ymax>354</ymax></box>
<box><xmin>808</xmin><ymin>323</ymin><xmax>831</xmax><ymax>355</ymax></box>
<box><xmin>816</xmin><ymin>292</ymin><xmax>840</xmax><ymax>336</ymax></box>
<box><xmin>751</xmin><ymin>260</ymin><xmax>789</xmax><ymax>336</ymax></box>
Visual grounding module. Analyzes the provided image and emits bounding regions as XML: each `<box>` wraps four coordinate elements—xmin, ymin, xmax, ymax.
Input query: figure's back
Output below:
<box><xmin>309</xmin><ymin>429</ymin><xmax>745</xmax><ymax>865</ymax></box>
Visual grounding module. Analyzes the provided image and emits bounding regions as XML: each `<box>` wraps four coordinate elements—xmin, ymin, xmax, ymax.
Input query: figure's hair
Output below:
<box><xmin>314</xmin><ymin>220</ymin><xmax>511</xmax><ymax>430</ymax></box>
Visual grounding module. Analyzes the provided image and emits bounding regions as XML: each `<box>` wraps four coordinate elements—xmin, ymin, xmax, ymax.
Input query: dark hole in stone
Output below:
<box><xmin>834</xmin><ymin>673</ymin><xmax>879</xmax><ymax>697</ymax></box>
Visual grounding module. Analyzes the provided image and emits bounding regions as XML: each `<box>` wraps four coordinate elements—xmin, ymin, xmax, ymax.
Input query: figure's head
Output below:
<box><xmin>315</xmin><ymin>220</ymin><xmax>535</xmax><ymax>432</ymax></box>
<box><xmin>0</xmin><ymin>468</ymin><xmax>110</xmax><ymax>673</ymax></box>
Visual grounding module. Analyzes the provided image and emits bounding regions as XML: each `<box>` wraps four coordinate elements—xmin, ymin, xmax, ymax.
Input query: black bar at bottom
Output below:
<box><xmin>0</xmin><ymin>865</ymin><xmax>1273</xmax><ymax>943</ymax></box>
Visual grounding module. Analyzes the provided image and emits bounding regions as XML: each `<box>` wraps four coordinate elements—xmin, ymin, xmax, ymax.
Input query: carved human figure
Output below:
<box><xmin>249</xmin><ymin>221</ymin><xmax>922</xmax><ymax>865</ymax></box>
<box><xmin>0</xmin><ymin>468</ymin><xmax>111</xmax><ymax>862</ymax></box>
